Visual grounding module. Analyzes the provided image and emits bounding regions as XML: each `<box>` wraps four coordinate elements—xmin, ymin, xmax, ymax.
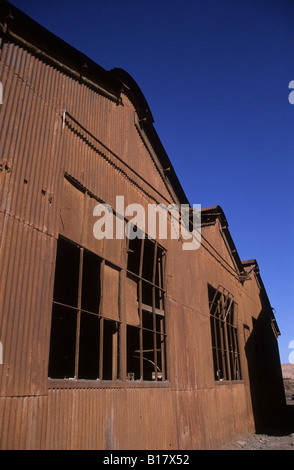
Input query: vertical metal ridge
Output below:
<box><xmin>0</xmin><ymin>32</ymin><xmax>280</xmax><ymax>452</ymax></box>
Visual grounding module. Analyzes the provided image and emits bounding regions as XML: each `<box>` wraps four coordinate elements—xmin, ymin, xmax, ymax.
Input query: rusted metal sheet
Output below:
<box><xmin>0</xmin><ymin>1</ymin><xmax>286</xmax><ymax>450</ymax></box>
<box><xmin>100</xmin><ymin>264</ymin><xmax>120</xmax><ymax>322</ymax></box>
<box><xmin>0</xmin><ymin>213</ymin><xmax>56</xmax><ymax>397</ymax></box>
<box><xmin>44</xmin><ymin>388</ymin><xmax>177</xmax><ymax>450</ymax></box>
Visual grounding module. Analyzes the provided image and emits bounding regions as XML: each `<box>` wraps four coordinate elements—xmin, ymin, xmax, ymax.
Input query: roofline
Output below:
<box><xmin>201</xmin><ymin>210</ymin><xmax>280</xmax><ymax>335</ymax></box>
<box><xmin>242</xmin><ymin>259</ymin><xmax>259</xmax><ymax>272</ymax></box>
<box><xmin>0</xmin><ymin>0</ymin><xmax>189</xmax><ymax>206</ymax></box>
<box><xmin>109</xmin><ymin>68</ymin><xmax>190</xmax><ymax>205</ymax></box>
<box><xmin>241</xmin><ymin>261</ymin><xmax>280</xmax><ymax>336</ymax></box>
<box><xmin>201</xmin><ymin>205</ymin><xmax>244</xmax><ymax>274</ymax></box>
<box><xmin>201</xmin><ymin>205</ymin><xmax>228</xmax><ymax>227</ymax></box>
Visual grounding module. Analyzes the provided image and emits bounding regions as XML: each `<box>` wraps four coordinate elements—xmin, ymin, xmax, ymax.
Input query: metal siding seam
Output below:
<box><xmin>24</xmin><ymin>228</ymin><xmax>43</xmax><ymax>394</ymax></box>
<box><xmin>15</xmin><ymin>222</ymin><xmax>36</xmax><ymax>395</ymax></box>
<box><xmin>23</xmin><ymin>97</ymin><xmax>44</xmax><ymax>227</ymax></box>
<box><xmin>13</xmin><ymin>222</ymin><xmax>34</xmax><ymax>396</ymax></box>
<box><xmin>0</xmin><ymin>217</ymin><xmax>23</xmax><ymax>395</ymax></box>
<box><xmin>0</xmin><ymin>72</ymin><xmax>19</xmax><ymax>211</ymax></box>
<box><xmin>0</xmin><ymin>399</ymin><xmax>5</xmax><ymax>448</ymax></box>
<box><xmin>9</xmin><ymin>84</ymin><xmax>36</xmax><ymax>219</ymax></box>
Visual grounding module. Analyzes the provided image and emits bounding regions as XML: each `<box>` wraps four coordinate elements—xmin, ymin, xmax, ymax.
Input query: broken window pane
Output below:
<box><xmin>142</xmin><ymin>327</ymin><xmax>155</xmax><ymax>380</ymax></box>
<box><xmin>155</xmin><ymin>246</ymin><xmax>164</xmax><ymax>288</ymax></box>
<box><xmin>127</xmin><ymin>325</ymin><xmax>140</xmax><ymax>380</ymax></box>
<box><xmin>103</xmin><ymin>319</ymin><xmax>119</xmax><ymax>380</ymax></box>
<box><xmin>49</xmin><ymin>236</ymin><xmax>120</xmax><ymax>382</ymax></box>
<box><xmin>48</xmin><ymin>304</ymin><xmax>77</xmax><ymax>379</ymax></box>
<box><xmin>208</xmin><ymin>284</ymin><xmax>242</xmax><ymax>382</ymax></box>
<box><xmin>142</xmin><ymin>310</ymin><xmax>153</xmax><ymax>331</ymax></box>
<box><xmin>53</xmin><ymin>236</ymin><xmax>80</xmax><ymax>307</ymax></box>
<box><xmin>126</xmin><ymin>235</ymin><xmax>167</xmax><ymax>382</ymax></box>
<box><xmin>127</xmin><ymin>238</ymin><xmax>142</xmax><ymax>275</ymax></box>
<box><xmin>142</xmin><ymin>238</ymin><xmax>154</xmax><ymax>282</ymax></box>
<box><xmin>78</xmin><ymin>312</ymin><xmax>100</xmax><ymax>379</ymax></box>
<box><xmin>142</xmin><ymin>280</ymin><xmax>152</xmax><ymax>307</ymax></box>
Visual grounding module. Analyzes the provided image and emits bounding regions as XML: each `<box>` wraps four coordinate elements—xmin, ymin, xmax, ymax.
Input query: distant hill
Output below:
<box><xmin>282</xmin><ymin>364</ymin><xmax>294</xmax><ymax>405</ymax></box>
<box><xmin>282</xmin><ymin>364</ymin><xmax>294</xmax><ymax>380</ymax></box>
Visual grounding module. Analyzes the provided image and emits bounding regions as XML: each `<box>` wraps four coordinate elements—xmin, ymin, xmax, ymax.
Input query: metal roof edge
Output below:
<box><xmin>201</xmin><ymin>205</ymin><xmax>245</xmax><ymax>275</ymax></box>
<box><xmin>0</xmin><ymin>0</ymin><xmax>190</xmax><ymax>207</ymax></box>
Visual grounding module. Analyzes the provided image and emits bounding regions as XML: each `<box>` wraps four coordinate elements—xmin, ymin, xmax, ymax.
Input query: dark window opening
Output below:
<box><xmin>48</xmin><ymin>236</ymin><xmax>119</xmax><ymax>381</ymax></box>
<box><xmin>78</xmin><ymin>312</ymin><xmax>100</xmax><ymax>379</ymax></box>
<box><xmin>126</xmin><ymin>234</ymin><xmax>167</xmax><ymax>382</ymax></box>
<box><xmin>81</xmin><ymin>249</ymin><xmax>101</xmax><ymax>314</ymax></box>
<box><xmin>53</xmin><ymin>236</ymin><xmax>80</xmax><ymax>307</ymax></box>
<box><xmin>127</xmin><ymin>325</ymin><xmax>140</xmax><ymax>380</ymax></box>
<box><xmin>208</xmin><ymin>284</ymin><xmax>242</xmax><ymax>381</ymax></box>
<box><xmin>48</xmin><ymin>304</ymin><xmax>77</xmax><ymax>379</ymax></box>
<box><xmin>142</xmin><ymin>280</ymin><xmax>152</xmax><ymax>307</ymax></box>
<box><xmin>103</xmin><ymin>319</ymin><xmax>119</xmax><ymax>380</ymax></box>
<box><xmin>127</xmin><ymin>238</ymin><xmax>142</xmax><ymax>276</ymax></box>
<box><xmin>142</xmin><ymin>238</ymin><xmax>155</xmax><ymax>282</ymax></box>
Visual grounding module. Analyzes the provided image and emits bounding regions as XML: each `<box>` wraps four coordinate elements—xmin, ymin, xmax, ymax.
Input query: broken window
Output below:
<box><xmin>208</xmin><ymin>284</ymin><xmax>242</xmax><ymax>381</ymax></box>
<box><xmin>48</xmin><ymin>235</ymin><xmax>120</xmax><ymax>380</ymax></box>
<box><xmin>126</xmin><ymin>235</ymin><xmax>167</xmax><ymax>381</ymax></box>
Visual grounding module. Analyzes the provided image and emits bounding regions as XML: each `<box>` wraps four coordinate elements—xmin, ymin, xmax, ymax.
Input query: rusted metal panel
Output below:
<box><xmin>0</xmin><ymin>396</ymin><xmax>48</xmax><ymax>449</ymax></box>
<box><xmin>0</xmin><ymin>387</ymin><xmax>253</xmax><ymax>450</ymax></box>
<box><xmin>0</xmin><ymin>4</ymin><xmax>286</xmax><ymax>450</ymax></box>
<box><xmin>100</xmin><ymin>264</ymin><xmax>120</xmax><ymax>322</ymax></box>
<box><xmin>125</xmin><ymin>276</ymin><xmax>140</xmax><ymax>326</ymax></box>
<box><xmin>0</xmin><ymin>214</ymin><xmax>55</xmax><ymax>397</ymax></box>
<box><xmin>42</xmin><ymin>387</ymin><xmax>177</xmax><ymax>450</ymax></box>
<box><xmin>59</xmin><ymin>176</ymin><xmax>85</xmax><ymax>244</ymax></box>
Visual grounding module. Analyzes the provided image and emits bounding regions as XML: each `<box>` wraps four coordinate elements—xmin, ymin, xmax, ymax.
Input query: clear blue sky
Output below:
<box><xmin>9</xmin><ymin>0</ymin><xmax>294</xmax><ymax>364</ymax></box>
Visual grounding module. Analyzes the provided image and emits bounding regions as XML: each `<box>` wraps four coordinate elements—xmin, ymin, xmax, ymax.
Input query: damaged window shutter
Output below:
<box><xmin>125</xmin><ymin>276</ymin><xmax>140</xmax><ymax>327</ymax></box>
<box><xmin>60</xmin><ymin>177</ymin><xmax>85</xmax><ymax>244</ymax></box>
<box><xmin>100</xmin><ymin>263</ymin><xmax>120</xmax><ymax>322</ymax></box>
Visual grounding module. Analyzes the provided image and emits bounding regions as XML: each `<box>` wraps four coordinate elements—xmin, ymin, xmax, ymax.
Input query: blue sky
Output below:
<box><xmin>9</xmin><ymin>0</ymin><xmax>294</xmax><ymax>363</ymax></box>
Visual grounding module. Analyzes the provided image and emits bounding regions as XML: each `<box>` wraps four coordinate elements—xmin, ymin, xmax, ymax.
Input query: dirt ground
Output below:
<box><xmin>226</xmin><ymin>431</ymin><xmax>294</xmax><ymax>450</ymax></box>
<box><xmin>226</xmin><ymin>365</ymin><xmax>294</xmax><ymax>450</ymax></box>
<box><xmin>225</xmin><ymin>403</ymin><xmax>294</xmax><ymax>450</ymax></box>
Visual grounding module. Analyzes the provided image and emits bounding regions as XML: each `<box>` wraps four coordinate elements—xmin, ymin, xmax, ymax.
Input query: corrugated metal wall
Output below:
<box><xmin>0</xmin><ymin>385</ymin><xmax>253</xmax><ymax>450</ymax></box>
<box><xmin>0</xmin><ymin>28</ymin><xmax>282</xmax><ymax>449</ymax></box>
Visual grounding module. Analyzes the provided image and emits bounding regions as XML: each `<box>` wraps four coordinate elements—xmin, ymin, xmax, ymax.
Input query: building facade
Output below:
<box><xmin>0</xmin><ymin>1</ymin><xmax>286</xmax><ymax>450</ymax></box>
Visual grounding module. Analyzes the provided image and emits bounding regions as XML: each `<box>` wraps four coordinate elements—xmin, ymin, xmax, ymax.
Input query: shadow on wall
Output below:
<box><xmin>244</xmin><ymin>291</ymin><xmax>293</xmax><ymax>435</ymax></box>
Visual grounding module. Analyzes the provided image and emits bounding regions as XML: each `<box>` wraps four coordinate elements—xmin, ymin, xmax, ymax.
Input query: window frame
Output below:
<box><xmin>48</xmin><ymin>233</ymin><xmax>169</xmax><ymax>388</ymax></box>
<box><xmin>48</xmin><ymin>235</ymin><xmax>121</xmax><ymax>384</ymax></box>
<box><xmin>208</xmin><ymin>284</ymin><xmax>242</xmax><ymax>383</ymax></box>
<box><xmin>126</xmin><ymin>234</ymin><xmax>168</xmax><ymax>383</ymax></box>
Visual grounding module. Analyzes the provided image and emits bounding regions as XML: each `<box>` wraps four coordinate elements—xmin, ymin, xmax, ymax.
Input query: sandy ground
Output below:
<box><xmin>226</xmin><ymin>364</ymin><xmax>294</xmax><ymax>450</ymax></box>
<box><xmin>226</xmin><ymin>432</ymin><xmax>294</xmax><ymax>450</ymax></box>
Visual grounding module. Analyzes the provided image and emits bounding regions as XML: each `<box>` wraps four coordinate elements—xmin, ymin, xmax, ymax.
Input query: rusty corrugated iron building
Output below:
<box><xmin>0</xmin><ymin>1</ymin><xmax>287</xmax><ymax>450</ymax></box>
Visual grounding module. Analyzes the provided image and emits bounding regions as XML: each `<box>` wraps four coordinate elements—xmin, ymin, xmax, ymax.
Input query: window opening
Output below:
<box><xmin>48</xmin><ymin>236</ymin><xmax>120</xmax><ymax>381</ymax></box>
<box><xmin>208</xmin><ymin>284</ymin><xmax>242</xmax><ymax>381</ymax></box>
<box><xmin>126</xmin><ymin>235</ymin><xmax>167</xmax><ymax>381</ymax></box>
